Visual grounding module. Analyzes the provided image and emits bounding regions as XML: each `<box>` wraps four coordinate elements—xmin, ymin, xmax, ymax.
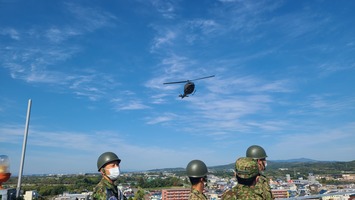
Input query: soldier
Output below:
<box><xmin>222</xmin><ymin>157</ymin><xmax>264</xmax><ymax>199</ymax></box>
<box><xmin>92</xmin><ymin>152</ymin><xmax>127</xmax><ymax>200</ymax></box>
<box><xmin>186</xmin><ymin>160</ymin><xmax>208</xmax><ymax>200</ymax></box>
<box><xmin>221</xmin><ymin>157</ymin><xmax>264</xmax><ymax>200</ymax></box>
<box><xmin>236</xmin><ymin>157</ymin><xmax>264</xmax><ymax>199</ymax></box>
<box><xmin>246</xmin><ymin>145</ymin><xmax>274</xmax><ymax>199</ymax></box>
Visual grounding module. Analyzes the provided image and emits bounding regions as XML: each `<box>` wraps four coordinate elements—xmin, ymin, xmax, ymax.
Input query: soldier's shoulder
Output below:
<box><xmin>189</xmin><ymin>189</ymin><xmax>207</xmax><ymax>200</ymax></box>
<box><xmin>94</xmin><ymin>182</ymin><xmax>105</xmax><ymax>192</ymax></box>
<box><xmin>92</xmin><ymin>188</ymin><xmax>106</xmax><ymax>200</ymax></box>
<box><xmin>93</xmin><ymin>181</ymin><xmax>106</xmax><ymax>200</ymax></box>
<box><xmin>238</xmin><ymin>185</ymin><xmax>263</xmax><ymax>200</ymax></box>
<box><xmin>221</xmin><ymin>189</ymin><xmax>236</xmax><ymax>200</ymax></box>
<box><xmin>188</xmin><ymin>193</ymin><xmax>203</xmax><ymax>200</ymax></box>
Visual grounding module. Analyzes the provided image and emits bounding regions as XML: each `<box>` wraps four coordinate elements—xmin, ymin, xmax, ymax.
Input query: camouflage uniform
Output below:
<box><xmin>235</xmin><ymin>184</ymin><xmax>264</xmax><ymax>200</ymax></box>
<box><xmin>255</xmin><ymin>174</ymin><xmax>274</xmax><ymax>199</ymax></box>
<box><xmin>92</xmin><ymin>178</ymin><xmax>127</xmax><ymax>200</ymax></box>
<box><xmin>221</xmin><ymin>185</ymin><xmax>237</xmax><ymax>200</ymax></box>
<box><xmin>188</xmin><ymin>188</ymin><xmax>207</xmax><ymax>200</ymax></box>
<box><xmin>220</xmin><ymin>157</ymin><xmax>265</xmax><ymax>200</ymax></box>
<box><xmin>245</xmin><ymin>145</ymin><xmax>274</xmax><ymax>199</ymax></box>
<box><xmin>221</xmin><ymin>184</ymin><xmax>264</xmax><ymax>200</ymax></box>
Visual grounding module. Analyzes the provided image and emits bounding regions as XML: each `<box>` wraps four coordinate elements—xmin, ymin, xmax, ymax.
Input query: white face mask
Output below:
<box><xmin>107</xmin><ymin>167</ymin><xmax>120</xmax><ymax>181</ymax></box>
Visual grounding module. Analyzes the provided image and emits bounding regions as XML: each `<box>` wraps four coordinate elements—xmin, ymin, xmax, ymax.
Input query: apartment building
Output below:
<box><xmin>161</xmin><ymin>188</ymin><xmax>190</xmax><ymax>200</ymax></box>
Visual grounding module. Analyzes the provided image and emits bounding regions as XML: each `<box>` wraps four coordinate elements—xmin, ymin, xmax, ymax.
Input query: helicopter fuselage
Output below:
<box><xmin>180</xmin><ymin>81</ymin><xmax>195</xmax><ymax>98</ymax></box>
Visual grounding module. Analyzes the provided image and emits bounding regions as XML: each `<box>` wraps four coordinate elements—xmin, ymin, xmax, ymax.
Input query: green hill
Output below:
<box><xmin>207</xmin><ymin>159</ymin><xmax>355</xmax><ymax>178</ymax></box>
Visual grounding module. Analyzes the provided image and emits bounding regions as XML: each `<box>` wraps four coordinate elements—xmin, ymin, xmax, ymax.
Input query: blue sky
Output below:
<box><xmin>1</xmin><ymin>0</ymin><xmax>354</xmax><ymax>175</ymax></box>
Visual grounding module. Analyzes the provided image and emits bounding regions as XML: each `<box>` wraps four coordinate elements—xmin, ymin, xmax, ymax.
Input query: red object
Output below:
<box><xmin>0</xmin><ymin>173</ymin><xmax>11</xmax><ymax>189</ymax></box>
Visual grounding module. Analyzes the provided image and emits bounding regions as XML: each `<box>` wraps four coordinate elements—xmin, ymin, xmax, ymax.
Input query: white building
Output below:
<box><xmin>53</xmin><ymin>192</ymin><xmax>92</xmax><ymax>200</ymax></box>
<box><xmin>24</xmin><ymin>191</ymin><xmax>39</xmax><ymax>200</ymax></box>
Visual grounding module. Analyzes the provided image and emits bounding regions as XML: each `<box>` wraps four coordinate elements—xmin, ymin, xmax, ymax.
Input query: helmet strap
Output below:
<box><xmin>101</xmin><ymin>168</ymin><xmax>114</xmax><ymax>183</ymax></box>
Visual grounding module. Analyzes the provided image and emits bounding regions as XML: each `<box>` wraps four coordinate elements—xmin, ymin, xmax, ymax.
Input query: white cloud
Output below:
<box><xmin>270</xmin><ymin>123</ymin><xmax>355</xmax><ymax>161</ymax></box>
<box><xmin>114</xmin><ymin>100</ymin><xmax>150</xmax><ymax>111</ymax></box>
<box><xmin>65</xmin><ymin>3</ymin><xmax>118</xmax><ymax>32</ymax></box>
<box><xmin>150</xmin><ymin>0</ymin><xmax>177</xmax><ymax>19</ymax></box>
<box><xmin>0</xmin><ymin>3</ymin><xmax>120</xmax><ymax>102</ymax></box>
<box><xmin>290</xmin><ymin>94</ymin><xmax>355</xmax><ymax>117</ymax></box>
<box><xmin>207</xmin><ymin>75</ymin><xmax>292</xmax><ymax>95</ymax></box>
<box><xmin>151</xmin><ymin>30</ymin><xmax>177</xmax><ymax>52</ymax></box>
<box><xmin>0</xmin><ymin>124</ymin><xmax>215</xmax><ymax>173</ymax></box>
<box><xmin>186</xmin><ymin>19</ymin><xmax>219</xmax><ymax>35</ymax></box>
<box><xmin>149</xmin><ymin>94</ymin><xmax>170</xmax><ymax>104</ymax></box>
<box><xmin>45</xmin><ymin>27</ymin><xmax>81</xmax><ymax>43</ymax></box>
<box><xmin>145</xmin><ymin>113</ymin><xmax>177</xmax><ymax>125</ymax></box>
<box><xmin>317</xmin><ymin>62</ymin><xmax>354</xmax><ymax>77</ymax></box>
<box><xmin>0</xmin><ymin>28</ymin><xmax>20</xmax><ymax>40</ymax></box>
<box><xmin>0</xmin><ymin>124</ymin><xmax>24</xmax><ymax>143</ymax></box>
<box><xmin>145</xmin><ymin>54</ymin><xmax>197</xmax><ymax>92</ymax></box>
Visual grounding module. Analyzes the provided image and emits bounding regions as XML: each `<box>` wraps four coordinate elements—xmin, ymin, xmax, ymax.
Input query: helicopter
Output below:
<box><xmin>163</xmin><ymin>75</ymin><xmax>215</xmax><ymax>99</ymax></box>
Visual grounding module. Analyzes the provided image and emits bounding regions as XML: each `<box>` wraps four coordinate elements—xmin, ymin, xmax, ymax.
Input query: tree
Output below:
<box><xmin>133</xmin><ymin>187</ymin><xmax>145</xmax><ymax>200</ymax></box>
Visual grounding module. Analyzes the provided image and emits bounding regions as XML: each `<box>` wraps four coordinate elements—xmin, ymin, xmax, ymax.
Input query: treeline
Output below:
<box><xmin>5</xmin><ymin>174</ymin><xmax>186</xmax><ymax>198</ymax></box>
<box><xmin>267</xmin><ymin>160</ymin><xmax>355</xmax><ymax>173</ymax></box>
<box><xmin>6</xmin><ymin>175</ymin><xmax>101</xmax><ymax>198</ymax></box>
<box><xmin>136</xmin><ymin>176</ymin><xmax>185</xmax><ymax>188</ymax></box>
<box><xmin>207</xmin><ymin>160</ymin><xmax>355</xmax><ymax>178</ymax></box>
<box><xmin>265</xmin><ymin>160</ymin><xmax>355</xmax><ymax>180</ymax></box>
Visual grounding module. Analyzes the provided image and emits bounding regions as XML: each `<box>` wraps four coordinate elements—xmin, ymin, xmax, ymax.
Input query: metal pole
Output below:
<box><xmin>16</xmin><ymin>99</ymin><xmax>32</xmax><ymax>198</ymax></box>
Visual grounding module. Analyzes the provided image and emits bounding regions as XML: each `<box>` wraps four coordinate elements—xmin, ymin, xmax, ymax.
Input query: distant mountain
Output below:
<box><xmin>208</xmin><ymin>158</ymin><xmax>337</xmax><ymax>170</ymax></box>
<box><xmin>207</xmin><ymin>159</ymin><xmax>355</xmax><ymax>175</ymax></box>
<box><xmin>147</xmin><ymin>167</ymin><xmax>185</xmax><ymax>172</ymax></box>
<box><xmin>270</xmin><ymin>158</ymin><xmax>319</xmax><ymax>163</ymax></box>
<box><xmin>144</xmin><ymin>159</ymin><xmax>355</xmax><ymax>174</ymax></box>
<box><xmin>205</xmin><ymin>159</ymin><xmax>316</xmax><ymax>171</ymax></box>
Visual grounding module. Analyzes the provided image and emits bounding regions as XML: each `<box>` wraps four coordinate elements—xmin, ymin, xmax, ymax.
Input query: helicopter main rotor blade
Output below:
<box><xmin>190</xmin><ymin>75</ymin><xmax>215</xmax><ymax>81</ymax></box>
<box><xmin>163</xmin><ymin>80</ymin><xmax>188</xmax><ymax>84</ymax></box>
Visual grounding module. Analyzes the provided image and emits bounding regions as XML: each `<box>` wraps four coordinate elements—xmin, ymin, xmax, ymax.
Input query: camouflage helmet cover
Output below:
<box><xmin>186</xmin><ymin>159</ymin><xmax>208</xmax><ymax>178</ymax></box>
<box><xmin>97</xmin><ymin>152</ymin><xmax>121</xmax><ymax>171</ymax></box>
<box><xmin>246</xmin><ymin>145</ymin><xmax>268</xmax><ymax>159</ymax></box>
<box><xmin>235</xmin><ymin>157</ymin><xmax>259</xmax><ymax>179</ymax></box>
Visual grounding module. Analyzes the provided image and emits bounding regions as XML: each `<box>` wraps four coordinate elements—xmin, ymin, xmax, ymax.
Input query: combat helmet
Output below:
<box><xmin>235</xmin><ymin>157</ymin><xmax>259</xmax><ymax>179</ymax></box>
<box><xmin>186</xmin><ymin>159</ymin><xmax>208</xmax><ymax>178</ymax></box>
<box><xmin>246</xmin><ymin>145</ymin><xmax>268</xmax><ymax>159</ymax></box>
<box><xmin>97</xmin><ymin>152</ymin><xmax>121</xmax><ymax>171</ymax></box>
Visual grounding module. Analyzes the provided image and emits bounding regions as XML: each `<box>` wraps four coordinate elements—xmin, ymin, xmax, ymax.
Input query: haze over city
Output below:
<box><xmin>1</xmin><ymin>0</ymin><xmax>354</xmax><ymax>175</ymax></box>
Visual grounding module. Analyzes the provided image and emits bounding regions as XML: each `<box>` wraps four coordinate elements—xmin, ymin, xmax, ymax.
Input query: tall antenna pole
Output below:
<box><xmin>16</xmin><ymin>99</ymin><xmax>32</xmax><ymax>198</ymax></box>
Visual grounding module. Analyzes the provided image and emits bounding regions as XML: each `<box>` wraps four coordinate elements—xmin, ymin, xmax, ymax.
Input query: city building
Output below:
<box><xmin>271</xmin><ymin>189</ymin><xmax>289</xmax><ymax>199</ymax></box>
<box><xmin>161</xmin><ymin>188</ymin><xmax>190</xmax><ymax>200</ymax></box>
<box><xmin>53</xmin><ymin>192</ymin><xmax>92</xmax><ymax>200</ymax></box>
<box><xmin>23</xmin><ymin>190</ymin><xmax>38</xmax><ymax>200</ymax></box>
